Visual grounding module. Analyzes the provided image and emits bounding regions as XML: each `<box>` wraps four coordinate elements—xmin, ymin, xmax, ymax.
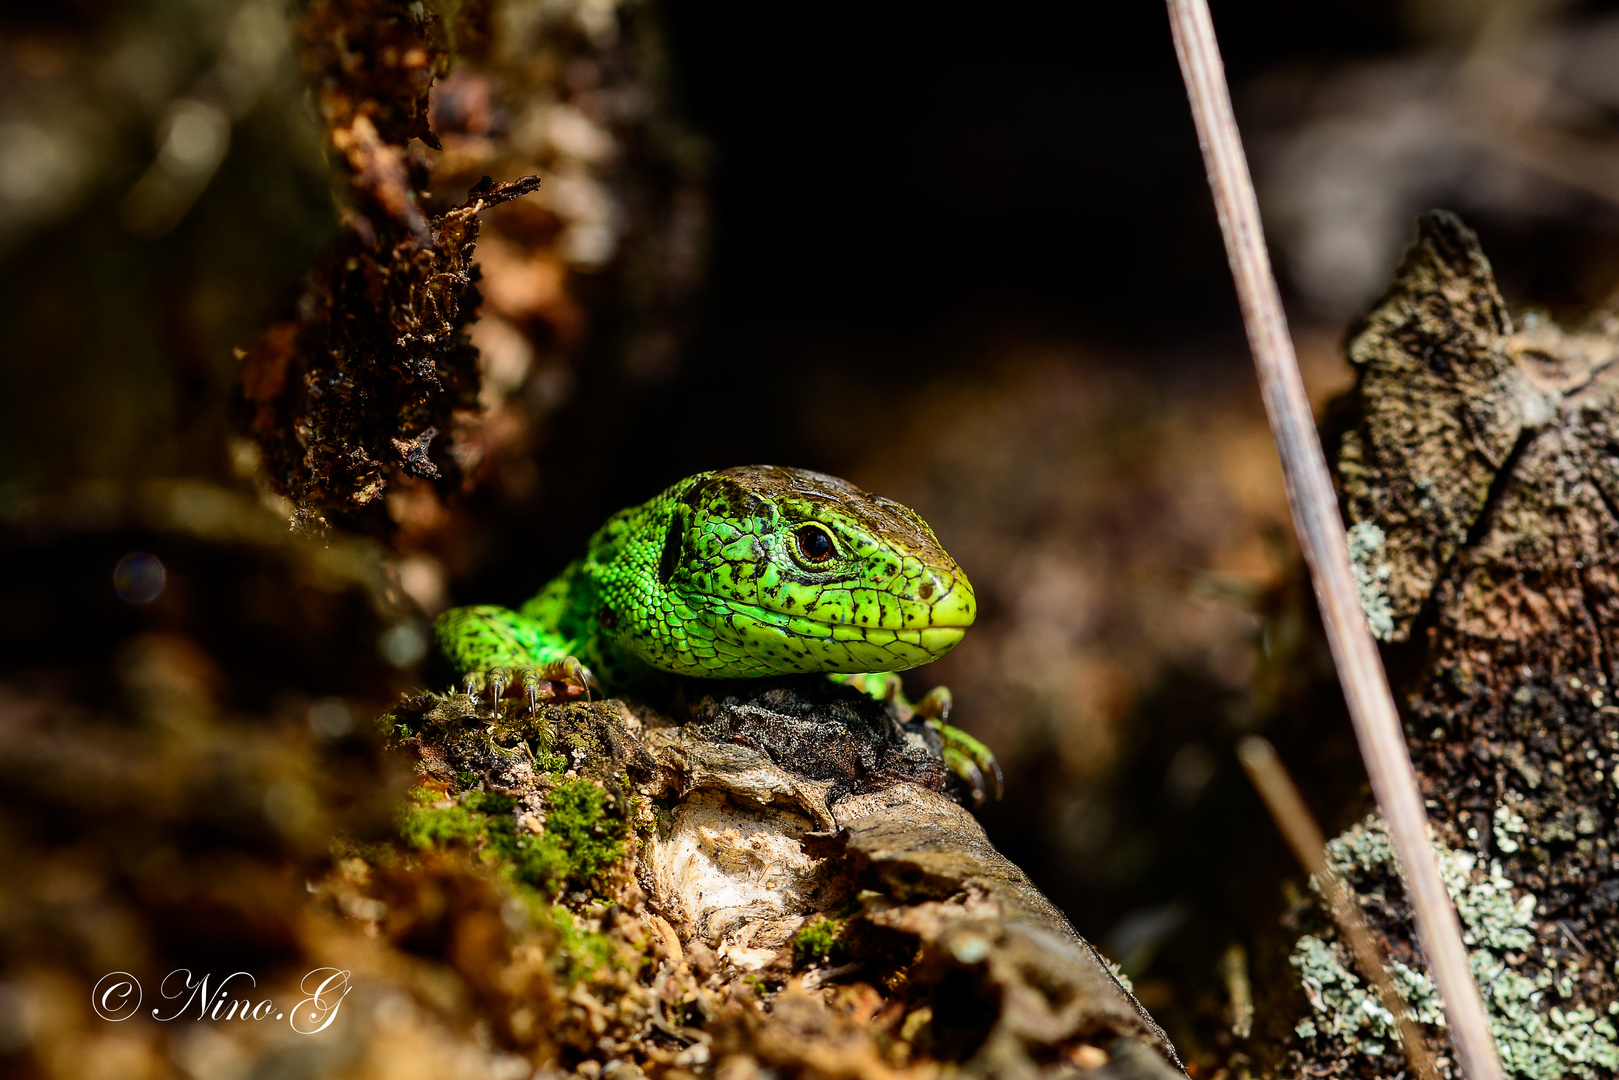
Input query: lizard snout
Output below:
<box><xmin>923</xmin><ymin>572</ymin><xmax>976</xmax><ymax>629</ymax></box>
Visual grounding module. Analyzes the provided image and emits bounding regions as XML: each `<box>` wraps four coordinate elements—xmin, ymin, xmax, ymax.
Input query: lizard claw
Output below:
<box><xmin>916</xmin><ymin>686</ymin><xmax>998</xmax><ymax>802</ymax></box>
<box><xmin>944</xmin><ymin>746</ymin><xmax>986</xmax><ymax>806</ymax></box>
<box><xmin>459</xmin><ymin>658</ymin><xmax>594</xmax><ymax>712</ymax></box>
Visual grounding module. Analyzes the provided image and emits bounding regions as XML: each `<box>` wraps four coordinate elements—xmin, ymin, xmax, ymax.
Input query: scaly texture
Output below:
<box><xmin>435</xmin><ymin>465</ymin><xmax>976</xmax><ymax>691</ymax></box>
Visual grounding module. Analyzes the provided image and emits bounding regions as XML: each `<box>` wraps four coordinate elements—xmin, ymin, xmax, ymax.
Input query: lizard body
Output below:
<box><xmin>434</xmin><ymin>465</ymin><xmax>997</xmax><ymax>796</ymax></box>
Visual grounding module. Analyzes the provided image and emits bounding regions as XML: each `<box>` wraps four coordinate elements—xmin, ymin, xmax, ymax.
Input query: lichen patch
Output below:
<box><xmin>1346</xmin><ymin>519</ymin><xmax>1396</xmax><ymax>641</ymax></box>
<box><xmin>1293</xmin><ymin>815</ymin><xmax>1619</xmax><ymax>1079</ymax></box>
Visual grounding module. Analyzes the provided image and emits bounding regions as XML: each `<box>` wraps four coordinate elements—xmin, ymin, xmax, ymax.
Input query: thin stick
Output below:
<box><xmin>1238</xmin><ymin>737</ymin><xmax>1440</xmax><ymax>1080</ymax></box>
<box><xmin>1163</xmin><ymin>3</ymin><xmax>1503</xmax><ymax>1078</ymax></box>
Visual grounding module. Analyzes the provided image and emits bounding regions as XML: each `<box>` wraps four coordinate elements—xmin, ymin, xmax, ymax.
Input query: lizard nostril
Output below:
<box><xmin>918</xmin><ymin>582</ymin><xmax>934</xmax><ymax>600</ymax></box>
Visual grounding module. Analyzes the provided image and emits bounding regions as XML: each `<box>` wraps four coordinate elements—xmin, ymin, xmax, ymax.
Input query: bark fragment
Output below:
<box><xmin>1337</xmin><ymin>211</ymin><xmax>1524</xmax><ymax>641</ymax></box>
<box><xmin>240</xmin><ymin>0</ymin><xmax>541</xmax><ymax>533</ymax></box>
<box><xmin>1280</xmin><ymin>210</ymin><xmax>1619</xmax><ymax>1079</ymax></box>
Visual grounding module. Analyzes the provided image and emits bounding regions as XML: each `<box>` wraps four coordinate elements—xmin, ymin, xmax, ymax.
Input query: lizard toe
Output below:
<box><xmin>932</xmin><ymin>719</ymin><xmax>1002</xmax><ymax>806</ymax></box>
<box><xmin>519</xmin><ymin>669</ymin><xmax>542</xmax><ymax>713</ymax></box>
<box><xmin>488</xmin><ymin>667</ymin><xmax>511</xmax><ymax>706</ymax></box>
<box><xmin>912</xmin><ymin>685</ymin><xmax>954</xmax><ymax>723</ymax></box>
<box><xmin>538</xmin><ymin>657</ymin><xmax>597</xmax><ymax>702</ymax></box>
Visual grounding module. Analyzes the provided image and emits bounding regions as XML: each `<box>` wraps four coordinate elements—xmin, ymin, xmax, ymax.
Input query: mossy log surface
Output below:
<box><xmin>1274</xmin><ymin>211</ymin><xmax>1619</xmax><ymax>1079</ymax></box>
<box><xmin>377</xmin><ymin>678</ymin><xmax>1185</xmax><ymax>1079</ymax></box>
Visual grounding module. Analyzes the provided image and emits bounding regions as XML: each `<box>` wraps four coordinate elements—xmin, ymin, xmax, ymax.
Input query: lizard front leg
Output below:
<box><xmin>833</xmin><ymin>673</ymin><xmax>1002</xmax><ymax>805</ymax></box>
<box><xmin>433</xmin><ymin>605</ymin><xmax>597</xmax><ymax>711</ymax></box>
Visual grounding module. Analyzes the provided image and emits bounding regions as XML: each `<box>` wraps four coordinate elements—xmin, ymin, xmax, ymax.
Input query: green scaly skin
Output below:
<box><xmin>434</xmin><ymin>465</ymin><xmax>1000</xmax><ymax>800</ymax></box>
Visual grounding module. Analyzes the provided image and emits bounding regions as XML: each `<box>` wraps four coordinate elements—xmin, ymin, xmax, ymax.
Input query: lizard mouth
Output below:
<box><xmin>776</xmin><ymin>574</ymin><xmax>975</xmax><ymax>657</ymax></box>
<box><xmin>783</xmin><ymin>570</ymin><xmax>977</xmax><ymax>636</ymax></box>
<box><xmin>689</xmin><ymin>579</ymin><xmax>974</xmax><ymax>675</ymax></box>
<box><xmin>880</xmin><ymin>626</ymin><xmax>966</xmax><ymax>657</ymax></box>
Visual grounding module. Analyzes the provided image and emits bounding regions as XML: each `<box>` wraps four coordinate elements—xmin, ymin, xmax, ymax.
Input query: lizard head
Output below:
<box><xmin>640</xmin><ymin>465</ymin><xmax>976</xmax><ymax>677</ymax></box>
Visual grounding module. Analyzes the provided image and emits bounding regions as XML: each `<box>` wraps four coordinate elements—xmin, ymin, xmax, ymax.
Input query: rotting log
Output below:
<box><xmin>379</xmin><ymin>679</ymin><xmax>1187</xmax><ymax>1079</ymax></box>
<box><xmin>1267</xmin><ymin>211</ymin><xmax>1619</xmax><ymax>1079</ymax></box>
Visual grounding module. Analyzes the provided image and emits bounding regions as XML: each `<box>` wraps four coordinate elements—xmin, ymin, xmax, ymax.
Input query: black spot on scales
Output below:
<box><xmin>658</xmin><ymin>510</ymin><xmax>685</xmax><ymax>586</ymax></box>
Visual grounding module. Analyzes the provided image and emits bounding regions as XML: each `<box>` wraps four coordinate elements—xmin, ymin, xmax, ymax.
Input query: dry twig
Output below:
<box><xmin>1163</xmin><ymin>2</ymin><xmax>1504</xmax><ymax>1078</ymax></box>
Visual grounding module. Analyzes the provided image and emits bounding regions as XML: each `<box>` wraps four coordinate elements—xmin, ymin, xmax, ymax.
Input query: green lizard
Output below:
<box><xmin>433</xmin><ymin>465</ymin><xmax>1000</xmax><ymax>799</ymax></box>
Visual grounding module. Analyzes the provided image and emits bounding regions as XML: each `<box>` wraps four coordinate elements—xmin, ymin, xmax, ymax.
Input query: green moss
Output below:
<box><xmin>542</xmin><ymin>778</ymin><xmax>628</xmax><ymax>885</ymax></box>
<box><xmin>462</xmin><ymin>791</ymin><xmax>516</xmax><ymax>815</ymax></box>
<box><xmin>396</xmin><ymin>775</ymin><xmax>627</xmax><ymax>901</ymax></box>
<box><xmin>516</xmin><ymin>717</ymin><xmax>568</xmax><ymax>776</ymax></box>
<box><xmin>399</xmin><ymin>785</ymin><xmax>483</xmax><ymax>848</ymax></box>
<box><xmin>405</xmin><ymin>784</ymin><xmax>441</xmax><ymax>806</ymax></box>
<box><xmin>380</xmin><ymin>708</ymin><xmax>414</xmax><ymax>739</ymax></box>
<box><xmin>1292</xmin><ymin>815</ymin><xmax>1619</xmax><ymax>1079</ymax></box>
<box><xmin>375</xmin><ymin>702</ymin><xmax>645</xmax><ymax>990</ymax></box>
<box><xmin>400</xmin><ymin>801</ymin><xmax>483</xmax><ymax>848</ymax></box>
<box><xmin>792</xmin><ymin>914</ymin><xmax>844</xmax><ymax>969</ymax></box>
<box><xmin>536</xmin><ymin>902</ymin><xmax>620</xmax><ymax>985</ymax></box>
<box><xmin>531</xmin><ymin>737</ymin><xmax>569</xmax><ymax>776</ymax></box>
<box><xmin>392</xmin><ymin>783</ymin><xmax>632</xmax><ymax>985</ymax></box>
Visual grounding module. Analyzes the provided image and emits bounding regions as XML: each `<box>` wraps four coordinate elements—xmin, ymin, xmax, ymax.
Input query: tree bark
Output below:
<box><xmin>1277</xmin><ymin>211</ymin><xmax>1619</xmax><ymax>1080</ymax></box>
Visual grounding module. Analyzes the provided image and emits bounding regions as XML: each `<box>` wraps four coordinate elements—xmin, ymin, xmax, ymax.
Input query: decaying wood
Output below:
<box><xmin>388</xmin><ymin>679</ymin><xmax>1186</xmax><ymax>1079</ymax></box>
<box><xmin>1274</xmin><ymin>210</ymin><xmax>1619</xmax><ymax>1080</ymax></box>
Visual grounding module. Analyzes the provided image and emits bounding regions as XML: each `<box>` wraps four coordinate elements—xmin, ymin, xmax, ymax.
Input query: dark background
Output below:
<box><xmin>559</xmin><ymin>0</ymin><xmax>1390</xmax><ymax>495</ymax></box>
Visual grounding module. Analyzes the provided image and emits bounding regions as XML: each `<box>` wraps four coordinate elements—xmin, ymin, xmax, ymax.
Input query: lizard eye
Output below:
<box><xmin>794</xmin><ymin>524</ymin><xmax>836</xmax><ymax>564</ymax></box>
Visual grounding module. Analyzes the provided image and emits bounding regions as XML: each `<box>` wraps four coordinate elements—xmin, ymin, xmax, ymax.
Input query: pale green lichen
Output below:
<box><xmin>1346</xmin><ymin>520</ymin><xmax>1396</xmax><ymax>640</ymax></box>
<box><xmin>1495</xmin><ymin>802</ymin><xmax>1528</xmax><ymax>855</ymax></box>
<box><xmin>1291</xmin><ymin>933</ymin><xmax>1404</xmax><ymax>1055</ymax></box>
<box><xmin>1292</xmin><ymin>814</ymin><xmax>1619</xmax><ymax>1078</ymax></box>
